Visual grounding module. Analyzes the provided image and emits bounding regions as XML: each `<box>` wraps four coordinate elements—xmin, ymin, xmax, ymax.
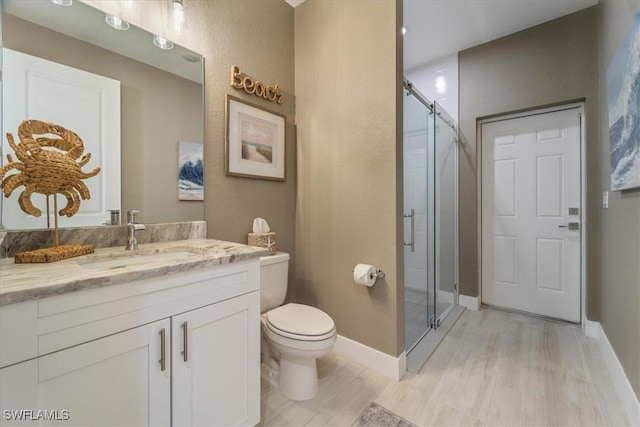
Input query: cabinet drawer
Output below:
<box><xmin>0</xmin><ymin>259</ymin><xmax>259</xmax><ymax>368</ymax></box>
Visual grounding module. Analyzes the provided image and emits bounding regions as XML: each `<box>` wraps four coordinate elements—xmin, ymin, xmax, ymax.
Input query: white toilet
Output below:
<box><xmin>260</xmin><ymin>252</ymin><xmax>337</xmax><ymax>401</ymax></box>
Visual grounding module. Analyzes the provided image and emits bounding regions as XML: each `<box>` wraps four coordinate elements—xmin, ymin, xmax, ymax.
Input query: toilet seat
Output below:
<box><xmin>265</xmin><ymin>320</ymin><xmax>336</xmax><ymax>342</ymax></box>
<box><xmin>265</xmin><ymin>303</ymin><xmax>336</xmax><ymax>342</ymax></box>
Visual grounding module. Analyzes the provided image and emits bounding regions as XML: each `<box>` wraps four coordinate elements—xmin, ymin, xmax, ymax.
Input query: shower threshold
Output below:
<box><xmin>406</xmin><ymin>305</ymin><xmax>465</xmax><ymax>373</ymax></box>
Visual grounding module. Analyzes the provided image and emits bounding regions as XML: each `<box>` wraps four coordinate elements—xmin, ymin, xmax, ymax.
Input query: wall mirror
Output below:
<box><xmin>0</xmin><ymin>0</ymin><xmax>204</xmax><ymax>230</ymax></box>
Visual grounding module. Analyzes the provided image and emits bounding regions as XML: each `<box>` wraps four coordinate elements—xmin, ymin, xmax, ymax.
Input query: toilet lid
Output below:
<box><xmin>266</xmin><ymin>303</ymin><xmax>335</xmax><ymax>336</ymax></box>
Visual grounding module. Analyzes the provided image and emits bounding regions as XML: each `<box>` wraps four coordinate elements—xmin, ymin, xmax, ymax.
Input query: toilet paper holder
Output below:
<box><xmin>371</xmin><ymin>269</ymin><xmax>385</xmax><ymax>279</ymax></box>
<box><xmin>353</xmin><ymin>264</ymin><xmax>386</xmax><ymax>287</ymax></box>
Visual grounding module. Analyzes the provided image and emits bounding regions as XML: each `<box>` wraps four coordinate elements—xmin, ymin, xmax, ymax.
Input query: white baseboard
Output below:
<box><xmin>334</xmin><ymin>335</ymin><xmax>406</xmax><ymax>381</ymax></box>
<box><xmin>458</xmin><ymin>294</ymin><xmax>479</xmax><ymax>311</ymax></box>
<box><xmin>585</xmin><ymin>320</ymin><xmax>640</xmax><ymax>425</ymax></box>
<box><xmin>584</xmin><ymin>319</ymin><xmax>600</xmax><ymax>339</ymax></box>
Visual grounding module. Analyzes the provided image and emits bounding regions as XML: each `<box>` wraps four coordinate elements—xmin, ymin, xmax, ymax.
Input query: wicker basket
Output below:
<box><xmin>247</xmin><ymin>232</ymin><xmax>276</xmax><ymax>255</ymax></box>
<box><xmin>14</xmin><ymin>244</ymin><xmax>94</xmax><ymax>263</ymax></box>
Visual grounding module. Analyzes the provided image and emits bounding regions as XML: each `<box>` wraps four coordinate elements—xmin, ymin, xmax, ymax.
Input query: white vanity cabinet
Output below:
<box><xmin>172</xmin><ymin>293</ymin><xmax>260</xmax><ymax>426</ymax></box>
<box><xmin>0</xmin><ymin>259</ymin><xmax>261</xmax><ymax>427</ymax></box>
<box><xmin>1</xmin><ymin>319</ymin><xmax>171</xmax><ymax>427</ymax></box>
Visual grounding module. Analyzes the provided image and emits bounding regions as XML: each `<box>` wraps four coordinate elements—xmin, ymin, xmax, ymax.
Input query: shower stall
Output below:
<box><xmin>403</xmin><ymin>78</ymin><xmax>458</xmax><ymax>363</ymax></box>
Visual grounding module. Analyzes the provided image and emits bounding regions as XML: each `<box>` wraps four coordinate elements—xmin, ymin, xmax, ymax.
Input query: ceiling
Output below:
<box><xmin>403</xmin><ymin>0</ymin><xmax>598</xmax><ymax>70</ymax></box>
<box><xmin>285</xmin><ymin>0</ymin><xmax>598</xmax><ymax>70</ymax></box>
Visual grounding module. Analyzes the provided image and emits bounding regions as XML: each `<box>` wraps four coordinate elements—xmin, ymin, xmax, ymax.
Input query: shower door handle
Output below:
<box><xmin>404</xmin><ymin>208</ymin><xmax>415</xmax><ymax>252</ymax></box>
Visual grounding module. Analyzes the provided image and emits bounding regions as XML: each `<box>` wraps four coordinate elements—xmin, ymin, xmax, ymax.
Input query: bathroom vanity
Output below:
<box><xmin>0</xmin><ymin>239</ymin><xmax>267</xmax><ymax>426</ymax></box>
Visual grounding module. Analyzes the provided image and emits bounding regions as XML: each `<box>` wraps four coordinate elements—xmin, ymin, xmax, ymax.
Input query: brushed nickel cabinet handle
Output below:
<box><xmin>181</xmin><ymin>321</ymin><xmax>188</xmax><ymax>362</ymax></box>
<box><xmin>159</xmin><ymin>328</ymin><xmax>166</xmax><ymax>372</ymax></box>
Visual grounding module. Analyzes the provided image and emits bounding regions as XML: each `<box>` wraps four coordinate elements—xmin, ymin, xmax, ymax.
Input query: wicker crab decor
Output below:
<box><xmin>0</xmin><ymin>119</ymin><xmax>101</xmax><ymax>263</ymax></box>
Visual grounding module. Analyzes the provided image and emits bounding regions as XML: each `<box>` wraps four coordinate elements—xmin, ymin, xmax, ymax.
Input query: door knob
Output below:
<box><xmin>558</xmin><ymin>222</ymin><xmax>579</xmax><ymax>230</ymax></box>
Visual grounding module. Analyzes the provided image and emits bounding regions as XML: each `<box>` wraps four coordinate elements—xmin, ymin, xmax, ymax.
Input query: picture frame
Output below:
<box><xmin>225</xmin><ymin>94</ymin><xmax>286</xmax><ymax>181</ymax></box>
<box><xmin>178</xmin><ymin>141</ymin><xmax>204</xmax><ymax>201</ymax></box>
<box><xmin>607</xmin><ymin>12</ymin><xmax>640</xmax><ymax>191</ymax></box>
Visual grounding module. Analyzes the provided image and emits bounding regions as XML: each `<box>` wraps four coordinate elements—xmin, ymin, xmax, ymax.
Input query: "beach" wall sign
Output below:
<box><xmin>230</xmin><ymin>65</ymin><xmax>284</xmax><ymax>105</ymax></box>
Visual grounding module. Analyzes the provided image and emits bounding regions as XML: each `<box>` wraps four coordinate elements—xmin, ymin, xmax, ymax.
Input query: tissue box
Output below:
<box><xmin>247</xmin><ymin>232</ymin><xmax>276</xmax><ymax>255</ymax></box>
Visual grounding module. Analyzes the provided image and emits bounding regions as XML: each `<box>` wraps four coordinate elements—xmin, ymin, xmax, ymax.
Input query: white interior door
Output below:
<box><xmin>481</xmin><ymin>107</ymin><xmax>582</xmax><ymax>323</ymax></box>
<box><xmin>2</xmin><ymin>48</ymin><xmax>120</xmax><ymax>229</ymax></box>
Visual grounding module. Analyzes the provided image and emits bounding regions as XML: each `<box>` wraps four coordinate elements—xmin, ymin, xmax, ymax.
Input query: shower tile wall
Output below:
<box><xmin>404</xmin><ymin>54</ymin><xmax>459</xmax><ymax>122</ymax></box>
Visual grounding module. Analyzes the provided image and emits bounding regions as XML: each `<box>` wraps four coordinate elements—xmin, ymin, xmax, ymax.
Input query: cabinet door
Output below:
<box><xmin>0</xmin><ymin>319</ymin><xmax>170</xmax><ymax>427</ymax></box>
<box><xmin>172</xmin><ymin>292</ymin><xmax>260</xmax><ymax>427</ymax></box>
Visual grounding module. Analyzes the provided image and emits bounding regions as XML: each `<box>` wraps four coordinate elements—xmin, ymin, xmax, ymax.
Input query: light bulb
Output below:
<box><xmin>153</xmin><ymin>35</ymin><xmax>174</xmax><ymax>50</ymax></box>
<box><xmin>169</xmin><ymin>0</ymin><xmax>187</xmax><ymax>33</ymax></box>
<box><xmin>105</xmin><ymin>14</ymin><xmax>130</xmax><ymax>31</ymax></box>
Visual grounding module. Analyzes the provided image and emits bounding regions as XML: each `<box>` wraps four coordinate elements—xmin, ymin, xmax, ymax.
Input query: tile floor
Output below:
<box><xmin>259</xmin><ymin>307</ymin><xmax>631</xmax><ymax>426</ymax></box>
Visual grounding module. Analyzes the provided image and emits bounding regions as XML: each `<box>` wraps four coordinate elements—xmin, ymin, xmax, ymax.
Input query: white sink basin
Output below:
<box><xmin>78</xmin><ymin>248</ymin><xmax>199</xmax><ymax>271</ymax></box>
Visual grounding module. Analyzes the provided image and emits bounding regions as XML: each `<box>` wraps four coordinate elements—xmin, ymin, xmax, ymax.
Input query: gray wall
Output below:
<box><xmin>597</xmin><ymin>0</ymin><xmax>640</xmax><ymax>399</ymax></box>
<box><xmin>2</xmin><ymin>13</ymin><xmax>204</xmax><ymax>225</ymax></box>
<box><xmin>458</xmin><ymin>8</ymin><xmax>600</xmax><ymax>319</ymax></box>
<box><xmin>295</xmin><ymin>0</ymin><xmax>405</xmax><ymax>356</ymax></box>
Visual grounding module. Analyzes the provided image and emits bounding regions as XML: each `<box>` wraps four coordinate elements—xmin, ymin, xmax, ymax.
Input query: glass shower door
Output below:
<box><xmin>403</xmin><ymin>86</ymin><xmax>435</xmax><ymax>352</ymax></box>
<box><xmin>434</xmin><ymin>101</ymin><xmax>457</xmax><ymax>322</ymax></box>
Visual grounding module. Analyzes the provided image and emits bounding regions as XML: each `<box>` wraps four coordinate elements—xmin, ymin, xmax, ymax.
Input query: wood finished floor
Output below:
<box><xmin>259</xmin><ymin>308</ymin><xmax>631</xmax><ymax>426</ymax></box>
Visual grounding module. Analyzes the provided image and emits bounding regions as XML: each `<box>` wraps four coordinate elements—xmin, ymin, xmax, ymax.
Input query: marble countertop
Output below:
<box><xmin>0</xmin><ymin>239</ymin><xmax>269</xmax><ymax>306</ymax></box>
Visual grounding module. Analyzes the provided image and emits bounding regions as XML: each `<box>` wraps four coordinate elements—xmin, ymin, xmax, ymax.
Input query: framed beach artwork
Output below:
<box><xmin>178</xmin><ymin>141</ymin><xmax>204</xmax><ymax>200</ymax></box>
<box><xmin>608</xmin><ymin>12</ymin><xmax>640</xmax><ymax>191</ymax></box>
<box><xmin>225</xmin><ymin>95</ymin><xmax>286</xmax><ymax>181</ymax></box>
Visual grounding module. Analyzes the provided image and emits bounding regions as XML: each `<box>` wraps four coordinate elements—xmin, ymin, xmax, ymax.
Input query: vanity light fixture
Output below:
<box><xmin>105</xmin><ymin>14</ymin><xmax>130</xmax><ymax>31</ymax></box>
<box><xmin>153</xmin><ymin>35</ymin><xmax>174</xmax><ymax>50</ymax></box>
<box><xmin>401</xmin><ymin>26</ymin><xmax>408</xmax><ymax>36</ymax></box>
<box><xmin>168</xmin><ymin>0</ymin><xmax>187</xmax><ymax>33</ymax></box>
<box><xmin>51</xmin><ymin>0</ymin><xmax>73</xmax><ymax>6</ymax></box>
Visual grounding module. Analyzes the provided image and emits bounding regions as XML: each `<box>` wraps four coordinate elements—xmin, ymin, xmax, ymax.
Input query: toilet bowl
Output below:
<box><xmin>260</xmin><ymin>253</ymin><xmax>337</xmax><ymax>401</ymax></box>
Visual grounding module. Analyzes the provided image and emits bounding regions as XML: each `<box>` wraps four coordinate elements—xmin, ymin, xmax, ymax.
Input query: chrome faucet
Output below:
<box><xmin>125</xmin><ymin>210</ymin><xmax>146</xmax><ymax>250</ymax></box>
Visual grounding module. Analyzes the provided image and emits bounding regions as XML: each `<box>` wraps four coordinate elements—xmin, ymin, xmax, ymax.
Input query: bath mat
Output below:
<box><xmin>352</xmin><ymin>402</ymin><xmax>417</xmax><ymax>427</ymax></box>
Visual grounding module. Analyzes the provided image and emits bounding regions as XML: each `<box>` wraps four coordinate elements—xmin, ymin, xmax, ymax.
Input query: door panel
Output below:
<box><xmin>494</xmin><ymin>235</ymin><xmax>517</xmax><ymax>285</ymax></box>
<box><xmin>536</xmin><ymin>155</ymin><xmax>563</xmax><ymax>217</ymax></box>
<box><xmin>536</xmin><ymin>238</ymin><xmax>564</xmax><ymax>291</ymax></box>
<box><xmin>494</xmin><ymin>159</ymin><xmax>517</xmax><ymax>216</ymax></box>
<box><xmin>482</xmin><ymin>107</ymin><xmax>581</xmax><ymax>323</ymax></box>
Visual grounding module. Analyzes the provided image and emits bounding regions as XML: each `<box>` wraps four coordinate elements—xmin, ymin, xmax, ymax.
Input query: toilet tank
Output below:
<box><xmin>260</xmin><ymin>252</ymin><xmax>290</xmax><ymax>312</ymax></box>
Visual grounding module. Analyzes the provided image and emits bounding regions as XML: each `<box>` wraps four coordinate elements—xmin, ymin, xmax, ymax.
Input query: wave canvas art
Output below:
<box><xmin>608</xmin><ymin>13</ymin><xmax>640</xmax><ymax>191</ymax></box>
<box><xmin>178</xmin><ymin>141</ymin><xmax>203</xmax><ymax>201</ymax></box>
